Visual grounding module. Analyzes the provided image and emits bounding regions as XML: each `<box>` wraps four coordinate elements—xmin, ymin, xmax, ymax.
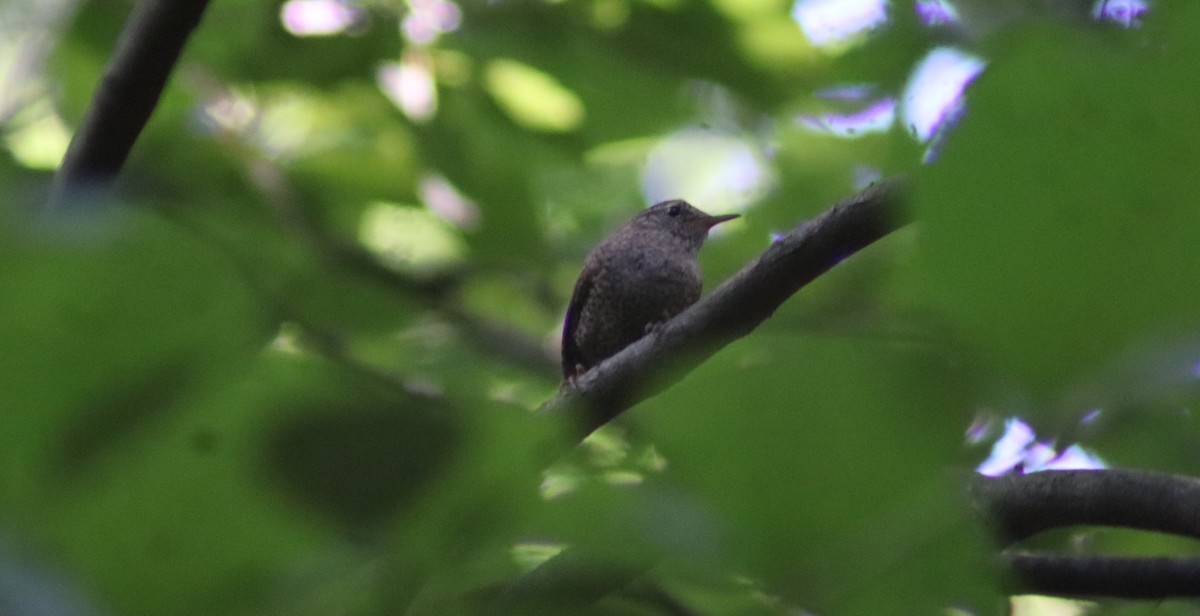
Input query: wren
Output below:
<box><xmin>561</xmin><ymin>199</ymin><xmax>739</xmax><ymax>379</ymax></box>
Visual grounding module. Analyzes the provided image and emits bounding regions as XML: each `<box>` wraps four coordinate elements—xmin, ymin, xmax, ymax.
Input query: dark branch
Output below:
<box><xmin>49</xmin><ymin>0</ymin><xmax>211</xmax><ymax>207</ymax></box>
<box><xmin>970</xmin><ymin>469</ymin><xmax>1200</xmax><ymax>545</ymax></box>
<box><xmin>1005</xmin><ymin>554</ymin><xmax>1200</xmax><ymax>599</ymax></box>
<box><xmin>972</xmin><ymin>469</ymin><xmax>1200</xmax><ymax>599</ymax></box>
<box><xmin>540</xmin><ymin>178</ymin><xmax>911</xmax><ymax>437</ymax></box>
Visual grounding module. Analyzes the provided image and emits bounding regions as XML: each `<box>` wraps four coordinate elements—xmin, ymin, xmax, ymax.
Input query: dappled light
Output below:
<box><xmin>1092</xmin><ymin>0</ymin><xmax>1148</xmax><ymax>28</ymax></box>
<box><xmin>485</xmin><ymin>58</ymin><xmax>586</xmax><ymax>133</ymax></box>
<box><xmin>976</xmin><ymin>418</ymin><xmax>1107</xmax><ymax>477</ymax></box>
<box><xmin>791</xmin><ymin>0</ymin><xmax>888</xmax><ymax>49</ymax></box>
<box><xmin>0</xmin><ymin>0</ymin><xmax>78</xmax><ymax>119</ymax></box>
<box><xmin>539</xmin><ymin>428</ymin><xmax>667</xmax><ymax>500</ymax></box>
<box><xmin>280</xmin><ymin>0</ymin><xmax>364</xmax><ymax>37</ymax></box>
<box><xmin>268</xmin><ymin>322</ymin><xmax>308</xmax><ymax>355</ymax></box>
<box><xmin>1010</xmin><ymin>595</ymin><xmax>1092</xmax><ymax>616</ymax></box>
<box><xmin>914</xmin><ymin>0</ymin><xmax>959</xmax><ymax>26</ymax></box>
<box><xmin>801</xmin><ymin>86</ymin><xmax>895</xmax><ymax>138</ymax></box>
<box><xmin>419</xmin><ymin>172</ymin><xmax>480</xmax><ymax>229</ymax></box>
<box><xmin>378</xmin><ymin>51</ymin><xmax>438</xmax><ymax>122</ymax></box>
<box><xmin>3</xmin><ymin>100</ymin><xmax>70</xmax><ymax>170</ymax></box>
<box><xmin>0</xmin><ymin>0</ymin><xmax>77</xmax><ymax>170</ymax></box>
<box><xmin>510</xmin><ymin>541</ymin><xmax>567</xmax><ymax>573</ymax></box>
<box><xmin>195</xmin><ymin>86</ymin><xmax>333</xmax><ymax>160</ymax></box>
<box><xmin>401</xmin><ymin>0</ymin><xmax>462</xmax><ymax>45</ymax></box>
<box><xmin>358</xmin><ymin>201</ymin><xmax>468</xmax><ymax>276</ymax></box>
<box><xmin>902</xmin><ymin>46</ymin><xmax>985</xmax><ymax>143</ymax></box>
<box><xmin>800</xmin><ymin>44</ymin><xmax>983</xmax><ymax>147</ymax></box>
<box><xmin>642</xmin><ymin>128</ymin><xmax>773</xmax><ymax>214</ymax></box>
<box><xmin>197</xmin><ymin>87</ymin><xmax>257</xmax><ymax>136</ymax></box>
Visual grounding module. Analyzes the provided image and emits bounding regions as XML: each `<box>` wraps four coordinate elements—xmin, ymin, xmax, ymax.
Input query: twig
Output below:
<box><xmin>49</xmin><ymin>0</ymin><xmax>211</xmax><ymax>207</ymax></box>
<box><xmin>539</xmin><ymin>178</ymin><xmax>911</xmax><ymax>436</ymax></box>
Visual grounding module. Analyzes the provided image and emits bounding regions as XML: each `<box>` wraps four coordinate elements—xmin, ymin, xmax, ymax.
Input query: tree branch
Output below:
<box><xmin>49</xmin><ymin>0</ymin><xmax>211</xmax><ymax>207</ymax></box>
<box><xmin>972</xmin><ymin>469</ymin><xmax>1200</xmax><ymax>598</ymax></box>
<box><xmin>540</xmin><ymin>178</ymin><xmax>911</xmax><ymax>437</ymax></box>
<box><xmin>971</xmin><ymin>469</ymin><xmax>1200</xmax><ymax>545</ymax></box>
<box><xmin>1005</xmin><ymin>554</ymin><xmax>1200</xmax><ymax>599</ymax></box>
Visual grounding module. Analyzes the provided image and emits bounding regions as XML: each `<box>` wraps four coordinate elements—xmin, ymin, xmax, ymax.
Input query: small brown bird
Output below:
<box><xmin>561</xmin><ymin>199</ymin><xmax>739</xmax><ymax>379</ymax></box>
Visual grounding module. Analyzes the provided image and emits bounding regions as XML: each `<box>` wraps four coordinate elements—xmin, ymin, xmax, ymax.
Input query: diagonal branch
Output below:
<box><xmin>540</xmin><ymin>178</ymin><xmax>912</xmax><ymax>437</ymax></box>
<box><xmin>49</xmin><ymin>0</ymin><xmax>212</xmax><ymax>207</ymax></box>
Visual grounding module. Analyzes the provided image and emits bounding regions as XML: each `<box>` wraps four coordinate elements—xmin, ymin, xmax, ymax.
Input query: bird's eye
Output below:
<box><xmin>667</xmin><ymin>204</ymin><xmax>681</xmax><ymax>217</ymax></box>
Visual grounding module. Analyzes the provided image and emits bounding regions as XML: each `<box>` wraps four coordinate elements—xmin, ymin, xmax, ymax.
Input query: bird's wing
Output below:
<box><xmin>560</xmin><ymin>266</ymin><xmax>593</xmax><ymax>379</ymax></box>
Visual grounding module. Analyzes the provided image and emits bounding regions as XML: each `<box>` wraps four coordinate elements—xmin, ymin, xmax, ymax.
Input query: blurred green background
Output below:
<box><xmin>2</xmin><ymin>0</ymin><xmax>1200</xmax><ymax>614</ymax></box>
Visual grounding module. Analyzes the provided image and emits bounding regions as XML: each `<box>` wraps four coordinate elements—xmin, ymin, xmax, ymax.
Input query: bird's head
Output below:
<box><xmin>631</xmin><ymin>199</ymin><xmax>739</xmax><ymax>251</ymax></box>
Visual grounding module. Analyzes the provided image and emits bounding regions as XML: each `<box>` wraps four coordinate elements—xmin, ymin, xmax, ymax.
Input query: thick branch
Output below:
<box><xmin>49</xmin><ymin>0</ymin><xmax>211</xmax><ymax>207</ymax></box>
<box><xmin>970</xmin><ymin>469</ymin><xmax>1200</xmax><ymax>545</ymax></box>
<box><xmin>541</xmin><ymin>178</ymin><xmax>911</xmax><ymax>436</ymax></box>
<box><xmin>972</xmin><ymin>469</ymin><xmax>1200</xmax><ymax>599</ymax></box>
<box><xmin>1006</xmin><ymin>554</ymin><xmax>1200</xmax><ymax>599</ymax></box>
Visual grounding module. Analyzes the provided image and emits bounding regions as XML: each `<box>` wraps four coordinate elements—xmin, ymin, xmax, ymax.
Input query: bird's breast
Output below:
<box><xmin>597</xmin><ymin>244</ymin><xmax>702</xmax><ymax>313</ymax></box>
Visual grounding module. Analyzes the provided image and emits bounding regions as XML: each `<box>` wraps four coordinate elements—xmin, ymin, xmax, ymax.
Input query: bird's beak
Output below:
<box><xmin>705</xmin><ymin>213</ymin><xmax>740</xmax><ymax>228</ymax></box>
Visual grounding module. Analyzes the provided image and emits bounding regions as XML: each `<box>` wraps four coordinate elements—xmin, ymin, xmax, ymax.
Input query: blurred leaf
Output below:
<box><xmin>170</xmin><ymin>195</ymin><xmax>429</xmax><ymax>338</ymax></box>
<box><xmin>380</xmin><ymin>392</ymin><xmax>567</xmax><ymax>614</ymax></box>
<box><xmin>918</xmin><ymin>23</ymin><xmax>1200</xmax><ymax>401</ymax></box>
<box><xmin>414</xmin><ymin>89</ymin><xmax>551</xmax><ymax>266</ymax></box>
<box><xmin>188</xmin><ymin>2</ymin><xmax>396</xmax><ymax>86</ymax></box>
<box><xmin>485</xmin><ymin>58</ymin><xmax>587</xmax><ymax>134</ymax></box>
<box><xmin>0</xmin><ymin>207</ymin><xmax>267</xmax><ymax>500</ymax></box>
<box><xmin>265</xmin><ymin>393</ymin><xmax>461</xmax><ymax>530</ymax></box>
<box><xmin>450</xmin><ymin>2</ymin><xmax>698</xmax><ymax>142</ymax></box>
<box><xmin>635</xmin><ymin>334</ymin><xmax>1001</xmax><ymax>614</ymax></box>
<box><xmin>52</xmin><ymin>357</ymin><xmax>196</xmax><ymax>477</ymax></box>
<box><xmin>283</xmin><ymin>83</ymin><xmax>422</xmax><ymax>212</ymax></box>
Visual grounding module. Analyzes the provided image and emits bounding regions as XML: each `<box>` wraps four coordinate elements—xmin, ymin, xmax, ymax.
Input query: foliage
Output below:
<box><xmin>3</xmin><ymin>0</ymin><xmax>1200</xmax><ymax>614</ymax></box>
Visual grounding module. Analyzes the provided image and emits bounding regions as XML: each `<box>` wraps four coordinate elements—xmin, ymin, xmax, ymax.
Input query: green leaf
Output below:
<box><xmin>918</xmin><ymin>23</ymin><xmax>1200</xmax><ymax>400</ymax></box>
<box><xmin>0</xmin><ymin>208</ymin><xmax>267</xmax><ymax>497</ymax></box>
<box><xmin>635</xmin><ymin>334</ymin><xmax>999</xmax><ymax>614</ymax></box>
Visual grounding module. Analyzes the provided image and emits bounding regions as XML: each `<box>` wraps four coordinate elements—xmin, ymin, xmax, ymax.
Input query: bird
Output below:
<box><xmin>561</xmin><ymin>199</ymin><xmax>739</xmax><ymax>379</ymax></box>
